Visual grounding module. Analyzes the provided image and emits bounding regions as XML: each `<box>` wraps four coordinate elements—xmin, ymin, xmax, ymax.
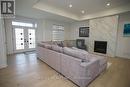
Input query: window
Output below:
<box><xmin>15</xmin><ymin>28</ymin><xmax>24</xmax><ymax>50</ymax></box>
<box><xmin>12</xmin><ymin>21</ymin><xmax>37</xmax><ymax>28</ymax></box>
<box><xmin>28</xmin><ymin>29</ymin><xmax>35</xmax><ymax>48</ymax></box>
<box><xmin>52</xmin><ymin>25</ymin><xmax>64</xmax><ymax>41</ymax></box>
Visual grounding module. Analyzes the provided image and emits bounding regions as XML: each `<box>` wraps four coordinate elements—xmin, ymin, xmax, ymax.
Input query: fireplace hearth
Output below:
<box><xmin>94</xmin><ymin>41</ymin><xmax>107</xmax><ymax>54</ymax></box>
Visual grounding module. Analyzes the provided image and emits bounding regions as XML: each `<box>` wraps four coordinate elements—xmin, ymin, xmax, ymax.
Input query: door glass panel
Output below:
<box><xmin>28</xmin><ymin>29</ymin><xmax>35</xmax><ymax>48</ymax></box>
<box><xmin>15</xmin><ymin>28</ymin><xmax>24</xmax><ymax>50</ymax></box>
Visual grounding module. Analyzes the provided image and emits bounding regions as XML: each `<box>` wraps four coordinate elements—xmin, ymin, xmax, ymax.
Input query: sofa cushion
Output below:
<box><xmin>72</xmin><ymin>47</ymin><xmax>90</xmax><ymax>59</ymax></box>
<box><xmin>72</xmin><ymin>47</ymin><xmax>107</xmax><ymax>66</ymax></box>
<box><xmin>37</xmin><ymin>42</ymin><xmax>45</xmax><ymax>47</ymax></box>
<box><xmin>89</xmin><ymin>54</ymin><xmax>107</xmax><ymax>66</ymax></box>
<box><xmin>39</xmin><ymin>43</ymin><xmax>52</xmax><ymax>49</ymax></box>
<box><xmin>44</xmin><ymin>44</ymin><xmax>52</xmax><ymax>49</ymax></box>
<box><xmin>57</xmin><ymin>41</ymin><xmax>64</xmax><ymax>47</ymax></box>
<box><xmin>63</xmin><ymin>40</ymin><xmax>76</xmax><ymax>47</ymax></box>
<box><xmin>52</xmin><ymin>45</ymin><xmax>63</xmax><ymax>53</ymax></box>
<box><xmin>72</xmin><ymin>47</ymin><xmax>87</xmax><ymax>53</ymax></box>
<box><xmin>63</xmin><ymin>47</ymin><xmax>89</xmax><ymax>62</ymax></box>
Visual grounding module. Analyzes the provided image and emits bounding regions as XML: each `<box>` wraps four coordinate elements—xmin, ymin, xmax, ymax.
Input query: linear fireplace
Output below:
<box><xmin>94</xmin><ymin>41</ymin><xmax>107</xmax><ymax>54</ymax></box>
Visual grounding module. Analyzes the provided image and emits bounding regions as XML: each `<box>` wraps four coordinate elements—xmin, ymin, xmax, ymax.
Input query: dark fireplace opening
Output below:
<box><xmin>94</xmin><ymin>41</ymin><xmax>107</xmax><ymax>54</ymax></box>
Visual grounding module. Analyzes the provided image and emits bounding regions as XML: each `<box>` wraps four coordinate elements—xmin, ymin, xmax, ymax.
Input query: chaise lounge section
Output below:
<box><xmin>36</xmin><ymin>41</ymin><xmax>107</xmax><ymax>87</ymax></box>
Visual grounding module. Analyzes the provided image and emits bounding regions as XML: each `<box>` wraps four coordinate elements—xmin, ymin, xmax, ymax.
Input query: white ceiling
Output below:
<box><xmin>15</xmin><ymin>0</ymin><xmax>76</xmax><ymax>22</ymax></box>
<box><xmin>38</xmin><ymin>0</ymin><xmax>130</xmax><ymax>16</ymax></box>
<box><xmin>15</xmin><ymin>0</ymin><xmax>130</xmax><ymax>22</ymax></box>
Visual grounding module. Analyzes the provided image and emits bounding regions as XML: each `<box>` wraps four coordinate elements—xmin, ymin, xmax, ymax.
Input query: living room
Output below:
<box><xmin>0</xmin><ymin>0</ymin><xmax>130</xmax><ymax>87</ymax></box>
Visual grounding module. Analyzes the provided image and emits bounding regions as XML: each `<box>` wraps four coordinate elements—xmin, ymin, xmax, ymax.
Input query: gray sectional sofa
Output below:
<box><xmin>36</xmin><ymin>42</ymin><xmax>107</xmax><ymax>87</ymax></box>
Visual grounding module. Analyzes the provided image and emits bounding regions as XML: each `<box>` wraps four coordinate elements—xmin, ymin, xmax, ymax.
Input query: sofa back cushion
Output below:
<box><xmin>63</xmin><ymin>47</ymin><xmax>89</xmax><ymax>62</ymax></box>
<box><xmin>72</xmin><ymin>47</ymin><xmax>88</xmax><ymax>54</ymax></box>
<box><xmin>44</xmin><ymin>44</ymin><xmax>52</xmax><ymax>49</ymax></box>
<box><xmin>38</xmin><ymin>43</ymin><xmax>52</xmax><ymax>49</ymax></box>
<box><xmin>63</xmin><ymin>40</ymin><xmax>76</xmax><ymax>47</ymax></box>
<box><xmin>52</xmin><ymin>45</ymin><xmax>63</xmax><ymax>53</ymax></box>
<box><xmin>37</xmin><ymin>42</ymin><xmax>44</xmax><ymax>47</ymax></box>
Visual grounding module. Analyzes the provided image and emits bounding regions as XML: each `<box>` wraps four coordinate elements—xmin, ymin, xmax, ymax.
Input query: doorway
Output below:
<box><xmin>12</xmin><ymin>21</ymin><xmax>36</xmax><ymax>53</ymax></box>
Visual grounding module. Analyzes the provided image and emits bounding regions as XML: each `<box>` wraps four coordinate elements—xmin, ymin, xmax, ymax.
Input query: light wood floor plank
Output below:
<box><xmin>0</xmin><ymin>53</ymin><xmax>130</xmax><ymax>87</ymax></box>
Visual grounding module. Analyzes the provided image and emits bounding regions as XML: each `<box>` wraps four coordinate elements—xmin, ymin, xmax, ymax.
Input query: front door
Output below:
<box><xmin>13</xmin><ymin>27</ymin><xmax>36</xmax><ymax>53</ymax></box>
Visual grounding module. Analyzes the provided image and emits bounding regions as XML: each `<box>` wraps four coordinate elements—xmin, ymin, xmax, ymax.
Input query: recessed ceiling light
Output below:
<box><xmin>106</xmin><ymin>2</ymin><xmax>110</xmax><ymax>6</ymax></box>
<box><xmin>81</xmin><ymin>10</ymin><xmax>85</xmax><ymax>14</ymax></box>
<box><xmin>69</xmin><ymin>4</ymin><xmax>72</xmax><ymax>8</ymax></box>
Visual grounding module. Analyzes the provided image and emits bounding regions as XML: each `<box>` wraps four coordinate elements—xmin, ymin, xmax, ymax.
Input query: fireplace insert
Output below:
<box><xmin>94</xmin><ymin>41</ymin><xmax>107</xmax><ymax>54</ymax></box>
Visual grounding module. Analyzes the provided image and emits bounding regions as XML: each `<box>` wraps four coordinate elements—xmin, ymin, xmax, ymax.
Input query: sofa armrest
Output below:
<box><xmin>78</xmin><ymin>59</ymin><xmax>100</xmax><ymax>87</ymax></box>
<box><xmin>80</xmin><ymin>59</ymin><xmax>99</xmax><ymax>76</ymax></box>
<box><xmin>80</xmin><ymin>59</ymin><xmax>98</xmax><ymax>68</ymax></box>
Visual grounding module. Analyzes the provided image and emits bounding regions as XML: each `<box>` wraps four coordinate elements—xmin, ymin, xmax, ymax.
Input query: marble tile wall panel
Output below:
<box><xmin>89</xmin><ymin>15</ymin><xmax>118</xmax><ymax>57</ymax></box>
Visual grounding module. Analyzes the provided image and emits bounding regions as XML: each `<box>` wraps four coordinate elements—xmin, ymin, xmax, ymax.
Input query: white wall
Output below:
<box><xmin>70</xmin><ymin>20</ymin><xmax>89</xmax><ymax>45</ymax></box>
<box><xmin>36</xmin><ymin>19</ymin><xmax>45</xmax><ymax>42</ymax></box>
<box><xmin>4</xmin><ymin>19</ymin><xmax>13</xmax><ymax>54</ymax></box>
<box><xmin>116</xmin><ymin>12</ymin><xmax>130</xmax><ymax>59</ymax></box>
<box><xmin>0</xmin><ymin>18</ymin><xmax>7</xmax><ymax>69</ymax></box>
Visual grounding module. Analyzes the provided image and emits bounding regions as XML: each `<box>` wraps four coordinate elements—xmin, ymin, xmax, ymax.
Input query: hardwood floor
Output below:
<box><xmin>89</xmin><ymin>57</ymin><xmax>130</xmax><ymax>87</ymax></box>
<box><xmin>0</xmin><ymin>52</ymin><xmax>130</xmax><ymax>87</ymax></box>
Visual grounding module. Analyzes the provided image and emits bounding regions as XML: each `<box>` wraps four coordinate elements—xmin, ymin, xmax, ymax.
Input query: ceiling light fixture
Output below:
<box><xmin>81</xmin><ymin>10</ymin><xmax>85</xmax><ymax>14</ymax></box>
<box><xmin>69</xmin><ymin>4</ymin><xmax>72</xmax><ymax>8</ymax></box>
<box><xmin>106</xmin><ymin>2</ymin><xmax>110</xmax><ymax>6</ymax></box>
